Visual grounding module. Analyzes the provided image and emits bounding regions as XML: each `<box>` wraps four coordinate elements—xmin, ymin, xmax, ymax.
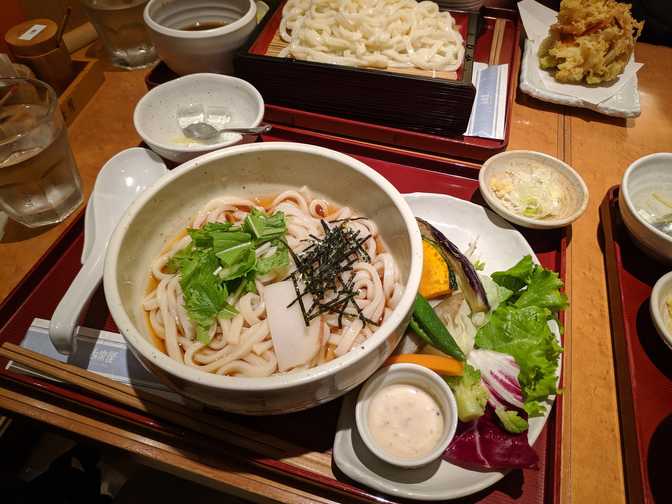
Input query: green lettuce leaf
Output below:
<box><xmin>523</xmin><ymin>401</ymin><xmax>546</xmax><ymax>417</ymax></box>
<box><xmin>479</xmin><ymin>274</ymin><xmax>513</xmax><ymax>312</ymax></box>
<box><xmin>514</xmin><ymin>267</ymin><xmax>568</xmax><ymax>311</ymax></box>
<box><xmin>491</xmin><ymin>255</ymin><xmax>534</xmax><ymax>292</ymax></box>
<box><xmin>474</xmin><ymin>255</ymin><xmax>566</xmax><ymax>417</ymax></box>
<box><xmin>476</xmin><ymin>305</ymin><xmax>561</xmax><ymax>404</ymax></box>
<box><xmin>495</xmin><ymin>408</ymin><xmax>529</xmax><ymax>434</ymax></box>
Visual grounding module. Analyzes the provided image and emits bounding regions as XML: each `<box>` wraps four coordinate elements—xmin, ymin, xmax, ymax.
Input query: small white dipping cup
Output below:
<box><xmin>355</xmin><ymin>363</ymin><xmax>458</xmax><ymax>468</ymax></box>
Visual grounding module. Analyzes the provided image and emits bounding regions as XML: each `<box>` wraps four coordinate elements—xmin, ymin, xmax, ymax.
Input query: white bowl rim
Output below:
<box><xmin>621</xmin><ymin>152</ymin><xmax>672</xmax><ymax>244</ymax></box>
<box><xmin>354</xmin><ymin>363</ymin><xmax>458</xmax><ymax>468</ymax></box>
<box><xmin>650</xmin><ymin>270</ymin><xmax>672</xmax><ymax>349</ymax></box>
<box><xmin>478</xmin><ymin>150</ymin><xmax>589</xmax><ymax>229</ymax></box>
<box><xmin>104</xmin><ymin>141</ymin><xmax>423</xmax><ymax>392</ymax></box>
<box><xmin>133</xmin><ymin>73</ymin><xmax>264</xmax><ymax>153</ymax></box>
<box><xmin>144</xmin><ymin>0</ymin><xmax>257</xmax><ymax>39</ymax></box>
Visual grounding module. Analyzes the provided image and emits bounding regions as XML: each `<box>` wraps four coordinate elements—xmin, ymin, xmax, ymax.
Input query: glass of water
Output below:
<box><xmin>80</xmin><ymin>0</ymin><xmax>158</xmax><ymax>69</ymax></box>
<box><xmin>0</xmin><ymin>78</ymin><xmax>83</xmax><ymax>228</ymax></box>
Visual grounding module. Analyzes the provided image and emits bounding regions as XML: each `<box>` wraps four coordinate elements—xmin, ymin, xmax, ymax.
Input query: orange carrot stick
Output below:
<box><xmin>384</xmin><ymin>353</ymin><xmax>464</xmax><ymax>376</ymax></box>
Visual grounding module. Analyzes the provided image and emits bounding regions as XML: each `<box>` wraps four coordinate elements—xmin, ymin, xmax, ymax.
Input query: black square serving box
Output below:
<box><xmin>234</xmin><ymin>0</ymin><xmax>479</xmax><ymax>138</ymax></box>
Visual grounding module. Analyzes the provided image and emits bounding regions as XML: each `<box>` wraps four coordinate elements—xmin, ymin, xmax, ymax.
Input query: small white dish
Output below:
<box><xmin>519</xmin><ymin>39</ymin><xmax>641</xmax><ymax>118</ymax></box>
<box><xmin>144</xmin><ymin>0</ymin><xmax>257</xmax><ymax>76</ymax></box>
<box><xmin>355</xmin><ymin>363</ymin><xmax>457</xmax><ymax>469</ymax></box>
<box><xmin>619</xmin><ymin>153</ymin><xmax>672</xmax><ymax>264</ymax></box>
<box><xmin>133</xmin><ymin>73</ymin><xmax>264</xmax><ymax>163</ymax></box>
<box><xmin>650</xmin><ymin>271</ymin><xmax>672</xmax><ymax>351</ymax></box>
<box><xmin>479</xmin><ymin>150</ymin><xmax>588</xmax><ymax>230</ymax></box>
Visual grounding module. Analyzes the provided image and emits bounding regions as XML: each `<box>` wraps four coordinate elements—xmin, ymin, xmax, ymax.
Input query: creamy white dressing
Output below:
<box><xmin>367</xmin><ymin>383</ymin><xmax>444</xmax><ymax>460</ymax></box>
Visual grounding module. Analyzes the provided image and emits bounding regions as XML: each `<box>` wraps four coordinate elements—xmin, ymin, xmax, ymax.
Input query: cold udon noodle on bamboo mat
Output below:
<box><xmin>143</xmin><ymin>187</ymin><xmax>402</xmax><ymax>378</ymax></box>
<box><xmin>273</xmin><ymin>0</ymin><xmax>465</xmax><ymax>77</ymax></box>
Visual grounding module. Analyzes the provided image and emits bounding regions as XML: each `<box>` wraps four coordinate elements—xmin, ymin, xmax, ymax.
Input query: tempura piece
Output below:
<box><xmin>538</xmin><ymin>0</ymin><xmax>643</xmax><ymax>85</ymax></box>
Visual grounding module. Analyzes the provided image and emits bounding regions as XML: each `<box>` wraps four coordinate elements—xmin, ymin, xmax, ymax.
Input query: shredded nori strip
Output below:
<box><xmin>286</xmin><ymin>219</ymin><xmax>378</xmax><ymax>328</ymax></box>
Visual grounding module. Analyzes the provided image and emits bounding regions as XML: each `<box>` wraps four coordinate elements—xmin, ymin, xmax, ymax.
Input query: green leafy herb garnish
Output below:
<box><xmin>244</xmin><ymin>208</ymin><xmax>287</xmax><ymax>243</ymax></box>
<box><xmin>255</xmin><ymin>240</ymin><xmax>289</xmax><ymax>275</ymax></box>
<box><xmin>168</xmin><ymin>209</ymin><xmax>287</xmax><ymax>343</ymax></box>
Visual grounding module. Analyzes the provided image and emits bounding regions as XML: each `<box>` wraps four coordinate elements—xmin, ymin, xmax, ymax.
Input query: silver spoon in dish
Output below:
<box><xmin>182</xmin><ymin>122</ymin><xmax>272</xmax><ymax>141</ymax></box>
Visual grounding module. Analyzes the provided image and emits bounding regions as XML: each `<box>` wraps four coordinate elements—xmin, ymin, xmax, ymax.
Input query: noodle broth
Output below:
<box><xmin>142</xmin><ymin>187</ymin><xmax>402</xmax><ymax>378</ymax></box>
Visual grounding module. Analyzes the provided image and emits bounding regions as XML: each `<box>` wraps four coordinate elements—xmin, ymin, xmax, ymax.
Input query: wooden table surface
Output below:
<box><xmin>1</xmin><ymin>42</ymin><xmax>672</xmax><ymax>503</ymax></box>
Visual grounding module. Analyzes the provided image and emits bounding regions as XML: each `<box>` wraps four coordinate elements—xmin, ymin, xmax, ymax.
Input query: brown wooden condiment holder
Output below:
<box><xmin>5</xmin><ymin>18</ymin><xmax>104</xmax><ymax>127</ymax></box>
<box><xmin>5</xmin><ymin>18</ymin><xmax>74</xmax><ymax>94</ymax></box>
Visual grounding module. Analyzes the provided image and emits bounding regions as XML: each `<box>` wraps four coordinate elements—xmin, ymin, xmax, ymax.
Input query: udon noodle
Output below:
<box><xmin>142</xmin><ymin>187</ymin><xmax>403</xmax><ymax>378</ymax></box>
<box><xmin>278</xmin><ymin>0</ymin><xmax>465</xmax><ymax>71</ymax></box>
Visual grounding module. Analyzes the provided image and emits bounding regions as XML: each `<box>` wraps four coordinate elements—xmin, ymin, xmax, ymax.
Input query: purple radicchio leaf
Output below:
<box><xmin>468</xmin><ymin>349</ymin><xmax>525</xmax><ymax>411</ymax></box>
<box><xmin>443</xmin><ymin>406</ymin><xmax>539</xmax><ymax>471</ymax></box>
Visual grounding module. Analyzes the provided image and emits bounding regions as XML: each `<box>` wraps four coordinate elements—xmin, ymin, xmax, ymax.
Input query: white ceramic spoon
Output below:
<box><xmin>49</xmin><ymin>148</ymin><xmax>168</xmax><ymax>355</ymax></box>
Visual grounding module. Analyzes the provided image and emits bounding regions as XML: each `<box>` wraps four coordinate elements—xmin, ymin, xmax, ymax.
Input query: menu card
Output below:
<box><xmin>6</xmin><ymin>318</ymin><xmax>185</xmax><ymax>404</ymax></box>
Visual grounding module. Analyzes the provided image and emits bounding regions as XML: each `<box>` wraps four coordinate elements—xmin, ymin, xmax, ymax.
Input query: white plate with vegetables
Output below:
<box><xmin>332</xmin><ymin>193</ymin><xmax>566</xmax><ymax>500</ymax></box>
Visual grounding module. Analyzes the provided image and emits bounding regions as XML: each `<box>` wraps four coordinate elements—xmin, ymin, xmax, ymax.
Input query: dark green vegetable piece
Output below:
<box><xmin>408</xmin><ymin>318</ymin><xmax>434</xmax><ymax>348</ymax></box>
<box><xmin>167</xmin><ymin>211</ymin><xmax>289</xmax><ymax>343</ymax></box>
<box><xmin>449</xmin><ymin>268</ymin><xmax>458</xmax><ymax>291</ymax></box>
<box><xmin>412</xmin><ymin>293</ymin><xmax>465</xmax><ymax>361</ymax></box>
<box><xmin>244</xmin><ymin>208</ymin><xmax>287</xmax><ymax>243</ymax></box>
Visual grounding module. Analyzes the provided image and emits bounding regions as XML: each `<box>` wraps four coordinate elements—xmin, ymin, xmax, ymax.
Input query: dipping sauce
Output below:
<box><xmin>181</xmin><ymin>21</ymin><xmax>227</xmax><ymax>31</ymax></box>
<box><xmin>367</xmin><ymin>383</ymin><xmax>444</xmax><ymax>460</ymax></box>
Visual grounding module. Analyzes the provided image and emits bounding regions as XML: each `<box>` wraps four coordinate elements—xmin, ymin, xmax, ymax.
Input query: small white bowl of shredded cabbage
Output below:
<box><xmin>479</xmin><ymin>150</ymin><xmax>589</xmax><ymax>229</ymax></box>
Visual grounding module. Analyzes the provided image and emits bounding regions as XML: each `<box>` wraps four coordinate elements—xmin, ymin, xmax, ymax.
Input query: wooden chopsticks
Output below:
<box><xmin>0</xmin><ymin>384</ymin><xmax>341</xmax><ymax>504</ymax></box>
<box><xmin>0</xmin><ymin>342</ymin><xmax>333</xmax><ymax>478</ymax></box>
<box><xmin>488</xmin><ymin>18</ymin><xmax>506</xmax><ymax>65</ymax></box>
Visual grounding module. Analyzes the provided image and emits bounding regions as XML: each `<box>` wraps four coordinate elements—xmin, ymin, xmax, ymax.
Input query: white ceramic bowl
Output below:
<box><xmin>479</xmin><ymin>150</ymin><xmax>589</xmax><ymax>229</ymax></box>
<box><xmin>651</xmin><ymin>271</ymin><xmax>672</xmax><ymax>351</ymax></box>
<box><xmin>620</xmin><ymin>153</ymin><xmax>672</xmax><ymax>264</ymax></box>
<box><xmin>355</xmin><ymin>363</ymin><xmax>458</xmax><ymax>468</ymax></box>
<box><xmin>144</xmin><ymin>0</ymin><xmax>257</xmax><ymax>76</ymax></box>
<box><xmin>103</xmin><ymin>142</ymin><xmax>423</xmax><ymax>414</ymax></box>
<box><xmin>134</xmin><ymin>73</ymin><xmax>264</xmax><ymax>163</ymax></box>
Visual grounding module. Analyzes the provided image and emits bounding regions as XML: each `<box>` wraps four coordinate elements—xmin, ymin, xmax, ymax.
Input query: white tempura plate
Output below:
<box><xmin>519</xmin><ymin>39</ymin><xmax>641</xmax><ymax>118</ymax></box>
<box><xmin>332</xmin><ymin>192</ymin><xmax>561</xmax><ymax>501</ymax></box>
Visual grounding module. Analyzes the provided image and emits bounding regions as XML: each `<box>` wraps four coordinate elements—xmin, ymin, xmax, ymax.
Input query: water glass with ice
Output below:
<box><xmin>80</xmin><ymin>0</ymin><xmax>158</xmax><ymax>69</ymax></box>
<box><xmin>0</xmin><ymin>78</ymin><xmax>83</xmax><ymax>228</ymax></box>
